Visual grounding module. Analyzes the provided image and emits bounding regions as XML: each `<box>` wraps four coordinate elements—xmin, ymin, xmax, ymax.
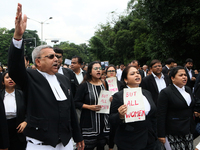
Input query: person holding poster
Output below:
<box><xmin>110</xmin><ymin>66</ymin><xmax>157</xmax><ymax>150</ymax></box>
<box><xmin>157</xmin><ymin>66</ymin><xmax>199</xmax><ymax>150</ymax></box>
<box><xmin>74</xmin><ymin>61</ymin><xmax>110</xmax><ymax>150</ymax></box>
<box><xmin>106</xmin><ymin>64</ymin><xmax>124</xmax><ymax>92</ymax></box>
<box><xmin>105</xmin><ymin>64</ymin><xmax>123</xmax><ymax>150</ymax></box>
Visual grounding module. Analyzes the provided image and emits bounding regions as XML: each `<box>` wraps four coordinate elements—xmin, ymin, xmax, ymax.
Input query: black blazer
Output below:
<box><xmin>139</xmin><ymin>69</ymin><xmax>144</xmax><ymax>79</ymax></box>
<box><xmin>157</xmin><ymin>84</ymin><xmax>196</xmax><ymax>137</ymax></box>
<box><xmin>0</xmin><ymin>95</ymin><xmax>9</xmax><ymax>149</ymax></box>
<box><xmin>140</xmin><ymin>74</ymin><xmax>170</xmax><ymax>105</ymax></box>
<box><xmin>0</xmin><ymin>89</ymin><xmax>26</xmax><ymax>142</ymax></box>
<box><xmin>62</xmin><ymin>67</ymin><xmax>77</xmax><ymax>97</ymax></box>
<box><xmin>162</xmin><ymin>65</ymin><xmax>169</xmax><ymax>75</ymax></box>
<box><xmin>185</xmin><ymin>67</ymin><xmax>195</xmax><ymax>89</ymax></box>
<box><xmin>110</xmin><ymin>89</ymin><xmax>157</xmax><ymax>150</ymax></box>
<box><xmin>8</xmin><ymin>41</ymin><xmax>83</xmax><ymax>147</ymax></box>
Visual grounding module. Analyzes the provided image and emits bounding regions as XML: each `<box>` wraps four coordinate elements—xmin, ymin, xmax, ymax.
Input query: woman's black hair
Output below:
<box><xmin>1</xmin><ymin>71</ymin><xmax>8</xmax><ymax>89</ymax></box>
<box><xmin>0</xmin><ymin>65</ymin><xmax>5</xmax><ymax>73</ymax></box>
<box><xmin>83</xmin><ymin>61</ymin><xmax>101</xmax><ymax>83</ymax></box>
<box><xmin>121</xmin><ymin>65</ymin><xmax>137</xmax><ymax>88</ymax></box>
<box><xmin>105</xmin><ymin>64</ymin><xmax>116</xmax><ymax>75</ymax></box>
<box><xmin>169</xmin><ymin>66</ymin><xmax>185</xmax><ymax>84</ymax></box>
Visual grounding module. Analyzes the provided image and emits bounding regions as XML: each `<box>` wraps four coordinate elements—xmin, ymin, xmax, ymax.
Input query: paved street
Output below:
<box><xmin>93</xmin><ymin>136</ymin><xmax>200</xmax><ymax>150</ymax></box>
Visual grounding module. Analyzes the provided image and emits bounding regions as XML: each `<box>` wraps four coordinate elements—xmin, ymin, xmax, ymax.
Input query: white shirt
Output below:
<box><xmin>58</xmin><ymin>66</ymin><xmax>64</xmax><ymax>75</ymax></box>
<box><xmin>74</xmin><ymin>68</ymin><xmax>84</xmax><ymax>84</ymax></box>
<box><xmin>116</xmin><ymin>69</ymin><xmax>123</xmax><ymax>81</ymax></box>
<box><xmin>4</xmin><ymin>90</ymin><xmax>17</xmax><ymax>119</ymax></box>
<box><xmin>37</xmin><ymin>69</ymin><xmax>67</xmax><ymax>101</ymax></box>
<box><xmin>143</xmin><ymin>70</ymin><xmax>147</xmax><ymax>77</ymax></box>
<box><xmin>152</xmin><ymin>72</ymin><xmax>166</xmax><ymax>93</ymax></box>
<box><xmin>127</xmin><ymin>86</ymin><xmax>151</xmax><ymax>115</ymax></box>
<box><xmin>173</xmin><ymin>84</ymin><xmax>191</xmax><ymax>106</ymax></box>
<box><xmin>186</xmin><ymin>68</ymin><xmax>192</xmax><ymax>80</ymax></box>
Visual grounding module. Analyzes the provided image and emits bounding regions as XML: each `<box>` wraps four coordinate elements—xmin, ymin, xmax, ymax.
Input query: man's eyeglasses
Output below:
<box><xmin>152</xmin><ymin>65</ymin><xmax>162</xmax><ymax>68</ymax></box>
<box><xmin>107</xmin><ymin>70</ymin><xmax>115</xmax><ymax>73</ymax></box>
<box><xmin>93</xmin><ymin>67</ymin><xmax>102</xmax><ymax>70</ymax></box>
<box><xmin>37</xmin><ymin>54</ymin><xmax>61</xmax><ymax>59</ymax></box>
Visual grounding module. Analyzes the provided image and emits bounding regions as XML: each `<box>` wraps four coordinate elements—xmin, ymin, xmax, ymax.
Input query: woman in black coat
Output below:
<box><xmin>157</xmin><ymin>66</ymin><xmax>198</xmax><ymax>150</ymax></box>
<box><xmin>110</xmin><ymin>66</ymin><xmax>157</xmax><ymax>150</ymax></box>
<box><xmin>1</xmin><ymin>71</ymin><xmax>27</xmax><ymax>150</ymax></box>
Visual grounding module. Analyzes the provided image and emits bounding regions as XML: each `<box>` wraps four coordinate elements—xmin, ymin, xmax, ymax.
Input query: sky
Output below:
<box><xmin>0</xmin><ymin>0</ymin><xmax>130</xmax><ymax>46</ymax></box>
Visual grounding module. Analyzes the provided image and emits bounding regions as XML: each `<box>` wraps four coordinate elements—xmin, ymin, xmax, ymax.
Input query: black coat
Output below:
<box><xmin>62</xmin><ymin>67</ymin><xmax>77</xmax><ymax>96</ymax></box>
<box><xmin>8</xmin><ymin>40</ymin><xmax>83</xmax><ymax>147</ymax></box>
<box><xmin>140</xmin><ymin>74</ymin><xmax>170</xmax><ymax>105</ymax></box>
<box><xmin>110</xmin><ymin>89</ymin><xmax>157</xmax><ymax>150</ymax></box>
<box><xmin>185</xmin><ymin>67</ymin><xmax>195</xmax><ymax>89</ymax></box>
<box><xmin>0</xmin><ymin>94</ymin><xmax>9</xmax><ymax>149</ymax></box>
<box><xmin>157</xmin><ymin>84</ymin><xmax>196</xmax><ymax>137</ymax></box>
<box><xmin>162</xmin><ymin>66</ymin><xmax>169</xmax><ymax>75</ymax></box>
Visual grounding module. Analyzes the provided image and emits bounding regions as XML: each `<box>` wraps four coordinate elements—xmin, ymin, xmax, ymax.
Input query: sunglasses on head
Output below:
<box><xmin>107</xmin><ymin>70</ymin><xmax>115</xmax><ymax>73</ymax></box>
<box><xmin>93</xmin><ymin>67</ymin><xmax>102</xmax><ymax>70</ymax></box>
<box><xmin>37</xmin><ymin>54</ymin><xmax>61</xmax><ymax>59</ymax></box>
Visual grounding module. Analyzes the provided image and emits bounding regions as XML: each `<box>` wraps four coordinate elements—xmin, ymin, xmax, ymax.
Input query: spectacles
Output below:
<box><xmin>152</xmin><ymin>65</ymin><xmax>162</xmax><ymax>68</ymax></box>
<box><xmin>107</xmin><ymin>70</ymin><xmax>115</xmax><ymax>73</ymax></box>
<box><xmin>93</xmin><ymin>67</ymin><xmax>102</xmax><ymax>70</ymax></box>
<box><xmin>37</xmin><ymin>54</ymin><xmax>61</xmax><ymax>59</ymax></box>
<box><xmin>55</xmin><ymin>55</ymin><xmax>62</xmax><ymax>58</ymax></box>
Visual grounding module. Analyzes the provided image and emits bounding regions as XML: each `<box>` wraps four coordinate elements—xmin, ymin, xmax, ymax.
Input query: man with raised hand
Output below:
<box><xmin>8</xmin><ymin>3</ymin><xmax>84</xmax><ymax>150</ymax></box>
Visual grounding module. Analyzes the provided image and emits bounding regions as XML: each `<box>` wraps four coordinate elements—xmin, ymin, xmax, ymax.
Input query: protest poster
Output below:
<box><xmin>123</xmin><ymin>87</ymin><xmax>145</xmax><ymax>123</ymax></box>
<box><xmin>64</xmin><ymin>59</ymin><xmax>71</xmax><ymax>65</ymax></box>
<box><xmin>106</xmin><ymin>77</ymin><xmax>118</xmax><ymax>95</ymax></box>
<box><xmin>96</xmin><ymin>90</ymin><xmax>112</xmax><ymax>114</ymax></box>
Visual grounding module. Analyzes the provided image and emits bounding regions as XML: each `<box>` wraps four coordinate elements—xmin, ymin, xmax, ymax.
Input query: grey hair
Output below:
<box><xmin>32</xmin><ymin>45</ymin><xmax>52</xmax><ymax>65</ymax></box>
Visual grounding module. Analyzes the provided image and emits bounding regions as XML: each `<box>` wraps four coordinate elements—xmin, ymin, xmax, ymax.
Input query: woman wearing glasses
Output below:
<box><xmin>74</xmin><ymin>61</ymin><xmax>110</xmax><ymax>150</ymax></box>
<box><xmin>106</xmin><ymin>64</ymin><xmax>124</xmax><ymax>91</ymax></box>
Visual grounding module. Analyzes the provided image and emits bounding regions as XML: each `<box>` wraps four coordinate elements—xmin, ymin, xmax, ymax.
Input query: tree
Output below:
<box><xmin>0</xmin><ymin>28</ymin><xmax>13</xmax><ymax>65</ymax></box>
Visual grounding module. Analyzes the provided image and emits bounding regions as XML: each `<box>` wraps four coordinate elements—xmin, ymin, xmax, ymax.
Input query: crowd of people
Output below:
<box><xmin>2</xmin><ymin>3</ymin><xmax>200</xmax><ymax>150</ymax></box>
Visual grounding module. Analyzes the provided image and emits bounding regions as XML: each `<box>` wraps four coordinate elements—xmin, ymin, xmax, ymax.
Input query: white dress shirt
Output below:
<box><xmin>58</xmin><ymin>66</ymin><xmax>64</xmax><ymax>75</ymax></box>
<box><xmin>116</xmin><ymin>69</ymin><xmax>123</xmax><ymax>81</ymax></box>
<box><xmin>152</xmin><ymin>72</ymin><xmax>166</xmax><ymax>93</ymax></box>
<box><xmin>173</xmin><ymin>84</ymin><xmax>191</xmax><ymax>106</ymax></box>
<box><xmin>186</xmin><ymin>68</ymin><xmax>192</xmax><ymax>80</ymax></box>
<box><xmin>4</xmin><ymin>90</ymin><xmax>17</xmax><ymax>119</ymax></box>
<box><xmin>74</xmin><ymin>68</ymin><xmax>84</xmax><ymax>84</ymax></box>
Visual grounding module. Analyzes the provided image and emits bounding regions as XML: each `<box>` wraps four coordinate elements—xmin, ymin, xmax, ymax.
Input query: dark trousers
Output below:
<box><xmin>7</xmin><ymin>118</ymin><xmax>26</xmax><ymax>150</ymax></box>
<box><xmin>84</xmin><ymin>136</ymin><xmax>108</xmax><ymax>150</ymax></box>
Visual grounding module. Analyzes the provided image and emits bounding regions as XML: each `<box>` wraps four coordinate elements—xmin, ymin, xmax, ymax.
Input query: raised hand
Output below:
<box><xmin>14</xmin><ymin>3</ymin><xmax>27</xmax><ymax>39</ymax></box>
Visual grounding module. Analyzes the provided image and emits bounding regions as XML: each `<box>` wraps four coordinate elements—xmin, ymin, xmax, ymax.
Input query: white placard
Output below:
<box><xmin>64</xmin><ymin>59</ymin><xmax>71</xmax><ymax>65</ymax></box>
<box><xmin>96</xmin><ymin>90</ymin><xmax>112</xmax><ymax>114</ymax></box>
<box><xmin>106</xmin><ymin>77</ymin><xmax>118</xmax><ymax>95</ymax></box>
<box><xmin>123</xmin><ymin>87</ymin><xmax>145</xmax><ymax>123</ymax></box>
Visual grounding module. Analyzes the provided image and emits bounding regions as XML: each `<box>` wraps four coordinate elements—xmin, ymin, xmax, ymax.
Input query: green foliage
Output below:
<box><xmin>0</xmin><ymin>28</ymin><xmax>13</xmax><ymax>65</ymax></box>
<box><xmin>54</xmin><ymin>41</ymin><xmax>92</xmax><ymax>63</ymax></box>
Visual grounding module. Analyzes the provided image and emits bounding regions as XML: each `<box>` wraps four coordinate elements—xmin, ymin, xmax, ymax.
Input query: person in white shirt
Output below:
<box><xmin>8</xmin><ymin>3</ymin><xmax>84</xmax><ymax>150</ymax></box>
<box><xmin>71</xmin><ymin>56</ymin><xmax>86</xmax><ymax>85</ymax></box>
<box><xmin>116</xmin><ymin>64</ymin><xmax>124</xmax><ymax>81</ymax></box>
